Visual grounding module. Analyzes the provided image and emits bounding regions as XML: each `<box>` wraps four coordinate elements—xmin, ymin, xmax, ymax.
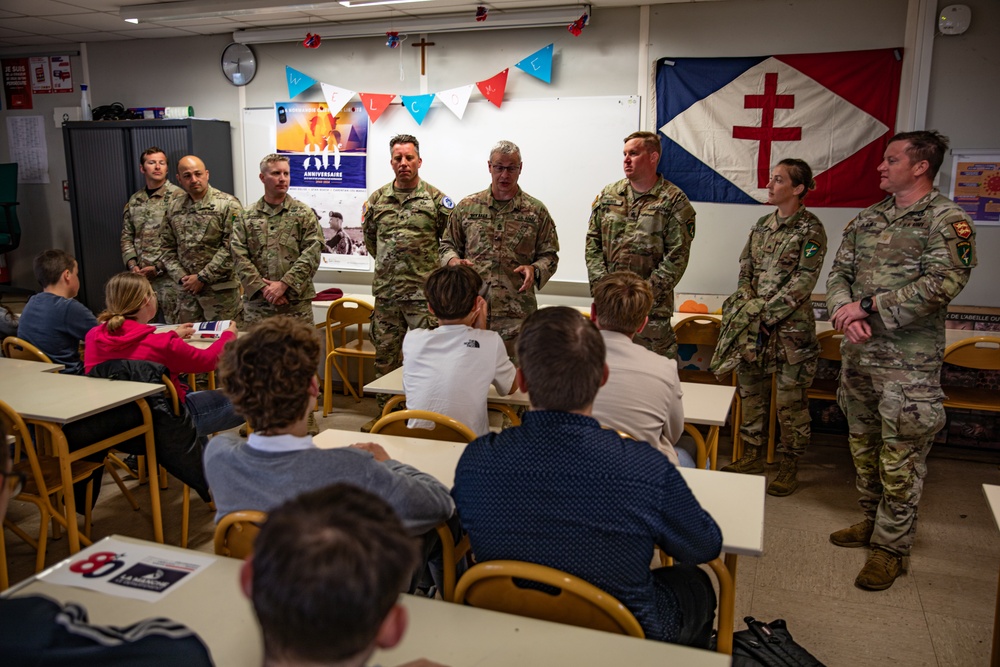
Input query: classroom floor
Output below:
<box><xmin>4</xmin><ymin>393</ymin><xmax>999</xmax><ymax>666</ymax></box>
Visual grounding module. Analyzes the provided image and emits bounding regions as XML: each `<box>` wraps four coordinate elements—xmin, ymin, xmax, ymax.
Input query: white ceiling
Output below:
<box><xmin>0</xmin><ymin>0</ymin><xmax>718</xmax><ymax>51</ymax></box>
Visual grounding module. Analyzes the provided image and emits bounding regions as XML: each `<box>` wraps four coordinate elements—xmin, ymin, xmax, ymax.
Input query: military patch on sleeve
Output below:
<box><xmin>442</xmin><ymin>196</ymin><xmax>455</xmax><ymax>209</ymax></box>
<box><xmin>803</xmin><ymin>240</ymin><xmax>820</xmax><ymax>258</ymax></box>
<box><xmin>361</xmin><ymin>202</ymin><xmax>368</xmax><ymax>217</ymax></box>
<box><xmin>686</xmin><ymin>220</ymin><xmax>695</xmax><ymax>238</ymax></box>
<box><xmin>590</xmin><ymin>195</ymin><xmax>599</xmax><ymax>209</ymax></box>
<box><xmin>954</xmin><ymin>240</ymin><xmax>973</xmax><ymax>266</ymax></box>
<box><xmin>951</xmin><ymin>220</ymin><xmax>973</xmax><ymax>239</ymax></box>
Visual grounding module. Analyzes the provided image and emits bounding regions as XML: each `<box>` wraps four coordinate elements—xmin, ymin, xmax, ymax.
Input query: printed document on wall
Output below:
<box><xmin>6</xmin><ymin>115</ymin><xmax>49</xmax><ymax>183</ymax></box>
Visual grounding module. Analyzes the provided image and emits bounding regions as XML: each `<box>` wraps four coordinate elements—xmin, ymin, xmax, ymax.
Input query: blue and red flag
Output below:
<box><xmin>655</xmin><ymin>49</ymin><xmax>903</xmax><ymax>208</ymax></box>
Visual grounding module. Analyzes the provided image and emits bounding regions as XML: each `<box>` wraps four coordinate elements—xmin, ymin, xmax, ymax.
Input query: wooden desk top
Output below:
<box><xmin>0</xmin><ymin>357</ymin><xmax>64</xmax><ymax>374</ymax></box>
<box><xmin>983</xmin><ymin>484</ymin><xmax>1000</xmax><ymax>530</ymax></box>
<box><xmin>0</xmin><ymin>372</ymin><xmax>163</xmax><ymax>423</ymax></box>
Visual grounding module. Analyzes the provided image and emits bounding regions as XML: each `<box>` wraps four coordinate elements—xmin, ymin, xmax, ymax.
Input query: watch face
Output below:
<box><xmin>222</xmin><ymin>43</ymin><xmax>256</xmax><ymax>86</ymax></box>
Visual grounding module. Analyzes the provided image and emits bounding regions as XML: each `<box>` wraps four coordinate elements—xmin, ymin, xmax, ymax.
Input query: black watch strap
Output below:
<box><xmin>860</xmin><ymin>296</ymin><xmax>875</xmax><ymax>315</ymax></box>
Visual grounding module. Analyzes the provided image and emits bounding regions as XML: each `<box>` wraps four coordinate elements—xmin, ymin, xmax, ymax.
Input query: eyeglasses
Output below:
<box><xmin>1</xmin><ymin>469</ymin><xmax>25</xmax><ymax>497</ymax></box>
<box><xmin>490</xmin><ymin>164</ymin><xmax>521</xmax><ymax>174</ymax></box>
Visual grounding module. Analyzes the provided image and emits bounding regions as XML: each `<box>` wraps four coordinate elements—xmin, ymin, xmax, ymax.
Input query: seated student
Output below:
<box><xmin>590</xmin><ymin>271</ymin><xmax>692</xmax><ymax>467</ymax></box>
<box><xmin>452</xmin><ymin>307</ymin><xmax>722</xmax><ymax>648</ymax></box>
<box><xmin>84</xmin><ymin>271</ymin><xmax>243</xmax><ymax>438</ymax></box>
<box><xmin>204</xmin><ymin>315</ymin><xmax>454</xmax><ymax>535</ymax></box>
<box><xmin>243</xmin><ymin>483</ymin><xmax>445</xmax><ymax>667</ymax></box>
<box><xmin>402</xmin><ymin>264</ymin><xmax>516</xmax><ymax>436</ymax></box>
<box><xmin>0</xmin><ymin>421</ymin><xmax>213</xmax><ymax>666</ymax></box>
<box><xmin>17</xmin><ymin>249</ymin><xmax>98</xmax><ymax>374</ymax></box>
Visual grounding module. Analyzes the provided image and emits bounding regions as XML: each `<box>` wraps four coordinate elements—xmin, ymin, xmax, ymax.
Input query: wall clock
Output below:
<box><xmin>221</xmin><ymin>42</ymin><xmax>256</xmax><ymax>86</ymax></box>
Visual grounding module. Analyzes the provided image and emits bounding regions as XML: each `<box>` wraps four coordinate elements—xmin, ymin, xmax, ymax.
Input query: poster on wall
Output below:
<box><xmin>2</xmin><ymin>58</ymin><xmax>32</xmax><ymax>109</ymax></box>
<box><xmin>949</xmin><ymin>151</ymin><xmax>1000</xmax><ymax>226</ymax></box>
<box><xmin>274</xmin><ymin>101</ymin><xmax>372</xmax><ymax>271</ymax></box>
<box><xmin>29</xmin><ymin>56</ymin><xmax>74</xmax><ymax>94</ymax></box>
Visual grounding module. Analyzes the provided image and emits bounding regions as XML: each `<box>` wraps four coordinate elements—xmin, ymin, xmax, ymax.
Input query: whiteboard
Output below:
<box><xmin>243</xmin><ymin>95</ymin><xmax>640</xmax><ymax>283</ymax></box>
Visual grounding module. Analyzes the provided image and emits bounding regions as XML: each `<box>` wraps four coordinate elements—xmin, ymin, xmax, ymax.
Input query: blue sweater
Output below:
<box><xmin>453</xmin><ymin>410</ymin><xmax>722</xmax><ymax>642</ymax></box>
<box><xmin>17</xmin><ymin>292</ymin><xmax>97</xmax><ymax>375</ymax></box>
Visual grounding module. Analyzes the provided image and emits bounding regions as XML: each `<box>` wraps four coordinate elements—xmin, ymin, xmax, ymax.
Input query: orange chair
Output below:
<box><xmin>942</xmin><ymin>336</ymin><xmax>1000</xmax><ymax>412</ymax></box>
<box><xmin>370</xmin><ymin>409</ymin><xmax>476</xmax><ymax>443</ymax></box>
<box><xmin>320</xmin><ymin>298</ymin><xmax>376</xmax><ymax>411</ymax></box>
<box><xmin>214</xmin><ymin>510</ymin><xmax>268</xmax><ymax>559</ymax></box>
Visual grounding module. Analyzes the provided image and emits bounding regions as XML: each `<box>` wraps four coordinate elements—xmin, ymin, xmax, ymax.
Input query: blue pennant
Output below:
<box><xmin>286</xmin><ymin>66</ymin><xmax>317</xmax><ymax>98</ymax></box>
<box><xmin>400</xmin><ymin>93</ymin><xmax>435</xmax><ymax>125</ymax></box>
<box><xmin>515</xmin><ymin>44</ymin><xmax>554</xmax><ymax>84</ymax></box>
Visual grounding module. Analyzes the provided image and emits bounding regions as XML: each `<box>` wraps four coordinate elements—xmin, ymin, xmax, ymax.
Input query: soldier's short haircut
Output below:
<box><xmin>219</xmin><ymin>316</ymin><xmax>320</xmax><ymax>431</ymax></box>
<box><xmin>889</xmin><ymin>130</ymin><xmax>949</xmax><ymax>180</ymax></box>
<box><xmin>139</xmin><ymin>146</ymin><xmax>167</xmax><ymax>166</ymax></box>
<box><xmin>593</xmin><ymin>271</ymin><xmax>653</xmax><ymax>335</ymax></box>
<box><xmin>329</xmin><ymin>211</ymin><xmax>343</xmax><ymax>221</ymax></box>
<box><xmin>251</xmin><ymin>483</ymin><xmax>419</xmax><ymax>665</ymax></box>
<box><xmin>389</xmin><ymin>134</ymin><xmax>420</xmax><ymax>155</ymax></box>
<box><xmin>259</xmin><ymin>153</ymin><xmax>290</xmax><ymax>174</ymax></box>
<box><xmin>517</xmin><ymin>307</ymin><xmax>605</xmax><ymax>412</ymax></box>
<box><xmin>489</xmin><ymin>140</ymin><xmax>521</xmax><ymax>163</ymax></box>
<box><xmin>33</xmin><ymin>249</ymin><xmax>77</xmax><ymax>288</ymax></box>
<box><xmin>777</xmin><ymin>158</ymin><xmax>816</xmax><ymax>199</ymax></box>
<box><xmin>424</xmin><ymin>264</ymin><xmax>482</xmax><ymax>320</ymax></box>
<box><xmin>624</xmin><ymin>131</ymin><xmax>662</xmax><ymax>156</ymax></box>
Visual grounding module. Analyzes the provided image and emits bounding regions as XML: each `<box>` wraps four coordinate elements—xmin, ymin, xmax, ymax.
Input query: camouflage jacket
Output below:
<box><xmin>232</xmin><ymin>195</ymin><xmax>323</xmax><ymax>301</ymax></box>
<box><xmin>440</xmin><ymin>187</ymin><xmax>560</xmax><ymax>321</ymax></box>
<box><xmin>120</xmin><ymin>181</ymin><xmax>181</xmax><ymax>273</ymax></box>
<box><xmin>363</xmin><ymin>180</ymin><xmax>453</xmax><ymax>302</ymax></box>
<box><xmin>826</xmin><ymin>189</ymin><xmax>976</xmax><ymax>370</ymax></box>
<box><xmin>737</xmin><ymin>207</ymin><xmax>827</xmax><ymax>365</ymax></box>
<box><xmin>160</xmin><ymin>185</ymin><xmax>242</xmax><ymax>291</ymax></box>
<box><xmin>585</xmin><ymin>176</ymin><xmax>696</xmax><ymax>319</ymax></box>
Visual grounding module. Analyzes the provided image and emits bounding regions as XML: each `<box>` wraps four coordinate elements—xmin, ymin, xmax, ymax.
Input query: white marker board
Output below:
<box><xmin>244</xmin><ymin>95</ymin><xmax>640</xmax><ymax>283</ymax></box>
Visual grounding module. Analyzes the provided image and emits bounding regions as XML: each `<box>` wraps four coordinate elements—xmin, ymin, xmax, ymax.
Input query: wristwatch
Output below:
<box><xmin>860</xmin><ymin>296</ymin><xmax>876</xmax><ymax>315</ymax></box>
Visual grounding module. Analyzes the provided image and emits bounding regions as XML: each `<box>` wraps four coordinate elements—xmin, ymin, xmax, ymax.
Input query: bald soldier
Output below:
<box><xmin>160</xmin><ymin>155</ymin><xmax>243</xmax><ymax>324</ymax></box>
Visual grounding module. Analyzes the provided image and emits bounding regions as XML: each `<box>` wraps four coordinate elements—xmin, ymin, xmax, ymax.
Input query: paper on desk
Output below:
<box><xmin>40</xmin><ymin>537</ymin><xmax>215</xmax><ymax>602</ymax></box>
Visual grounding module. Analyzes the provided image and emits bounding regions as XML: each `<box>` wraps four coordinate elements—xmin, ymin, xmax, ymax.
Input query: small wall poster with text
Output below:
<box><xmin>29</xmin><ymin>56</ymin><xmax>74</xmax><ymax>94</ymax></box>
<box><xmin>2</xmin><ymin>58</ymin><xmax>32</xmax><ymax>109</ymax></box>
<box><xmin>950</xmin><ymin>152</ymin><xmax>1000</xmax><ymax>225</ymax></box>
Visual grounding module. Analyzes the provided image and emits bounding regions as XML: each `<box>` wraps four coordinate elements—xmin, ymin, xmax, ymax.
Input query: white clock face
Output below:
<box><xmin>222</xmin><ymin>43</ymin><xmax>256</xmax><ymax>86</ymax></box>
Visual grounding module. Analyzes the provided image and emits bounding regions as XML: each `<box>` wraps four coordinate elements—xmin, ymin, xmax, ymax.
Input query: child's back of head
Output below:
<box><xmin>424</xmin><ymin>264</ymin><xmax>483</xmax><ymax>321</ymax></box>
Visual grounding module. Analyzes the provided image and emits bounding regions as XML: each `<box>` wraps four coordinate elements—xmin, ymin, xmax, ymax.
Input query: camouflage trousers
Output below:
<box><xmin>490</xmin><ymin>314</ymin><xmax>527</xmax><ymax>363</ymax></box>
<box><xmin>737</xmin><ymin>356</ymin><xmax>817</xmax><ymax>457</ymax></box>
<box><xmin>150</xmin><ymin>274</ymin><xmax>181</xmax><ymax>324</ymax></box>
<box><xmin>176</xmin><ymin>286</ymin><xmax>244</xmax><ymax>327</ymax></box>
<box><xmin>635</xmin><ymin>316</ymin><xmax>678</xmax><ymax>360</ymax></box>
<box><xmin>242</xmin><ymin>294</ymin><xmax>313</xmax><ymax>326</ymax></box>
<box><xmin>837</xmin><ymin>359</ymin><xmax>946</xmax><ymax>556</ymax></box>
<box><xmin>371</xmin><ymin>298</ymin><xmax>434</xmax><ymax>404</ymax></box>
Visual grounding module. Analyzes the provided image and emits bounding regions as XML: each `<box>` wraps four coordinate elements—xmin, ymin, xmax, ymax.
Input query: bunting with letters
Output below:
<box><xmin>655</xmin><ymin>49</ymin><xmax>903</xmax><ymax>208</ymax></box>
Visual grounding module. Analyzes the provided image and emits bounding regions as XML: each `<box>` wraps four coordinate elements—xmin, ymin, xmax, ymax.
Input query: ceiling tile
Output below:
<box><xmin>45</xmin><ymin>11</ymin><xmax>144</xmax><ymax>31</ymax></box>
<box><xmin>0</xmin><ymin>34</ymin><xmax>77</xmax><ymax>45</ymax></box>
<box><xmin>61</xmin><ymin>31</ymin><xmax>130</xmax><ymax>41</ymax></box>
<box><xmin>1</xmin><ymin>0</ymin><xmax>92</xmax><ymax>16</ymax></box>
<box><xmin>1</xmin><ymin>17</ymin><xmax>88</xmax><ymax>35</ymax></box>
<box><xmin>111</xmin><ymin>26</ymin><xmax>203</xmax><ymax>38</ymax></box>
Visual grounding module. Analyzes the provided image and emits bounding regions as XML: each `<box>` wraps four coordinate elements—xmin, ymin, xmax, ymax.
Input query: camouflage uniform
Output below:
<box><xmin>233</xmin><ymin>194</ymin><xmax>323</xmax><ymax>325</ymax></box>
<box><xmin>160</xmin><ymin>185</ymin><xmax>244</xmax><ymax>324</ymax></box>
<box><xmin>440</xmin><ymin>187</ymin><xmax>560</xmax><ymax>359</ymax></box>
<box><xmin>826</xmin><ymin>189</ymin><xmax>976</xmax><ymax>556</ymax></box>
<box><xmin>585</xmin><ymin>176</ymin><xmax>695</xmax><ymax>359</ymax></box>
<box><xmin>363</xmin><ymin>180</ymin><xmax>453</xmax><ymax>381</ymax></box>
<box><xmin>121</xmin><ymin>181</ymin><xmax>182</xmax><ymax>323</ymax></box>
<box><xmin>735</xmin><ymin>207</ymin><xmax>826</xmax><ymax>458</ymax></box>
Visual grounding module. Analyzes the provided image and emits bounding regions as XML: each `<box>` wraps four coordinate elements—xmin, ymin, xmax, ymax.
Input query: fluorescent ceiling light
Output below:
<box><xmin>338</xmin><ymin>0</ymin><xmax>433</xmax><ymax>6</ymax></box>
<box><xmin>234</xmin><ymin>5</ymin><xmax>591</xmax><ymax>44</ymax></box>
<box><xmin>120</xmin><ymin>0</ymin><xmax>350</xmax><ymax>23</ymax></box>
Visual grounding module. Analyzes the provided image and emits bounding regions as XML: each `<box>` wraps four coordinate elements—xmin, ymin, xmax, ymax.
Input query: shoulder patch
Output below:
<box><xmin>954</xmin><ymin>240</ymin><xmax>973</xmax><ymax>266</ymax></box>
<box><xmin>591</xmin><ymin>195</ymin><xmax>599</xmax><ymax>209</ymax></box>
<box><xmin>442</xmin><ymin>196</ymin><xmax>455</xmax><ymax>210</ymax></box>
<box><xmin>952</xmin><ymin>220</ymin><xmax>973</xmax><ymax>239</ymax></box>
<box><xmin>803</xmin><ymin>241</ymin><xmax>821</xmax><ymax>258</ymax></box>
<box><xmin>362</xmin><ymin>202</ymin><xmax>368</xmax><ymax>217</ymax></box>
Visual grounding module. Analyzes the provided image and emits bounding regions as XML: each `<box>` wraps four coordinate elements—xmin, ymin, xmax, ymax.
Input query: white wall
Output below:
<box><xmin>0</xmin><ymin>0</ymin><xmax>994</xmax><ymax>305</ymax></box>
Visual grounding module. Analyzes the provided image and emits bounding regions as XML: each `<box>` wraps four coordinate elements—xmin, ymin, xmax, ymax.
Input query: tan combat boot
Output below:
<box><xmin>766</xmin><ymin>455</ymin><xmax>799</xmax><ymax>496</ymax></box>
<box><xmin>721</xmin><ymin>444</ymin><xmax>764</xmax><ymax>474</ymax></box>
<box><xmin>829</xmin><ymin>518</ymin><xmax>875</xmax><ymax>548</ymax></box>
<box><xmin>855</xmin><ymin>547</ymin><xmax>905</xmax><ymax>590</ymax></box>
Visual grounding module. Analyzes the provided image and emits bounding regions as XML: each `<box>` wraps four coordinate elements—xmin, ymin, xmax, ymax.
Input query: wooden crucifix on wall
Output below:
<box><xmin>412</xmin><ymin>37</ymin><xmax>435</xmax><ymax>76</ymax></box>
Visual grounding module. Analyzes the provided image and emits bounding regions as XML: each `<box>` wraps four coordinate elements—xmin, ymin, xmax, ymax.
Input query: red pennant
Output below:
<box><xmin>476</xmin><ymin>69</ymin><xmax>508</xmax><ymax>108</ymax></box>
<box><xmin>358</xmin><ymin>93</ymin><xmax>396</xmax><ymax>123</ymax></box>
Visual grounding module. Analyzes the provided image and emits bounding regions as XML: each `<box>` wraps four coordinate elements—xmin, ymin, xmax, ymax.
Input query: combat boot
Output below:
<box><xmin>829</xmin><ymin>518</ymin><xmax>875</xmax><ymax>548</ymax></box>
<box><xmin>855</xmin><ymin>547</ymin><xmax>905</xmax><ymax>591</ymax></box>
<box><xmin>721</xmin><ymin>444</ymin><xmax>764</xmax><ymax>474</ymax></box>
<box><xmin>767</xmin><ymin>455</ymin><xmax>799</xmax><ymax>496</ymax></box>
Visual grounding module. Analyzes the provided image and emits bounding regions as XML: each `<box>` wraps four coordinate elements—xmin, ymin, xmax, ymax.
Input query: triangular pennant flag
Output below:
<box><xmin>286</xmin><ymin>67</ymin><xmax>317</xmax><ymax>98</ymax></box>
<box><xmin>358</xmin><ymin>93</ymin><xmax>397</xmax><ymax>123</ymax></box>
<box><xmin>515</xmin><ymin>44</ymin><xmax>554</xmax><ymax>84</ymax></box>
<box><xmin>437</xmin><ymin>84</ymin><xmax>473</xmax><ymax>119</ymax></box>
<box><xmin>321</xmin><ymin>83</ymin><xmax>356</xmax><ymax>117</ymax></box>
<box><xmin>477</xmin><ymin>69</ymin><xmax>509</xmax><ymax>108</ymax></box>
<box><xmin>400</xmin><ymin>93</ymin><xmax>435</xmax><ymax>125</ymax></box>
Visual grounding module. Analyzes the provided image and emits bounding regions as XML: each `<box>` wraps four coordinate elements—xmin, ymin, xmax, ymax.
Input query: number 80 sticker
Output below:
<box><xmin>69</xmin><ymin>551</ymin><xmax>126</xmax><ymax>579</ymax></box>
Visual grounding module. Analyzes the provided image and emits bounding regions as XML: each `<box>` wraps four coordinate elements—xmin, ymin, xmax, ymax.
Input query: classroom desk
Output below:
<box><xmin>982</xmin><ymin>484</ymin><xmax>1000</xmax><ymax>667</ymax></box>
<box><xmin>0</xmin><ymin>373</ymin><xmax>165</xmax><ymax>552</ymax></box>
<box><xmin>0</xmin><ymin>357</ymin><xmax>64</xmax><ymax>374</ymax></box>
<box><xmin>363</xmin><ymin>367</ymin><xmax>737</xmax><ymax>469</ymax></box>
<box><xmin>4</xmin><ymin>535</ymin><xmax>728</xmax><ymax>667</ymax></box>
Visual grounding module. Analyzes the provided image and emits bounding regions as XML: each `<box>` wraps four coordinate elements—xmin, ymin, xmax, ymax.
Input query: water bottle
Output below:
<box><xmin>80</xmin><ymin>84</ymin><xmax>92</xmax><ymax>121</ymax></box>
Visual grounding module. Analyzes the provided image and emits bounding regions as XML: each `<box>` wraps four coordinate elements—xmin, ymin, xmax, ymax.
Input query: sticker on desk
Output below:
<box><xmin>39</xmin><ymin>538</ymin><xmax>215</xmax><ymax>602</ymax></box>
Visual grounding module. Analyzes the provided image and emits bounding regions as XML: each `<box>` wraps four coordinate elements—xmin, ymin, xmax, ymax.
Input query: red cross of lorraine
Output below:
<box><xmin>732</xmin><ymin>72</ymin><xmax>802</xmax><ymax>188</ymax></box>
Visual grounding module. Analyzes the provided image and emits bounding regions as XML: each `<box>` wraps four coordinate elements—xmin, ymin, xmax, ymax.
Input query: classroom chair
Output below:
<box><xmin>942</xmin><ymin>336</ymin><xmax>1000</xmax><ymax>414</ymax></box>
<box><xmin>320</xmin><ymin>298</ymin><xmax>376</xmax><ymax>412</ymax></box>
<box><xmin>435</xmin><ymin>521</ymin><xmax>472</xmax><ymax>603</ymax></box>
<box><xmin>214</xmin><ymin>510</ymin><xmax>267</xmax><ymax>559</ymax></box>
<box><xmin>2</xmin><ymin>336</ymin><xmax>51</xmax><ymax>363</ymax></box>
<box><xmin>382</xmin><ymin>395</ymin><xmax>522</xmax><ymax>430</ymax></box>
<box><xmin>454</xmin><ymin>560</ymin><xmax>645</xmax><ymax>638</ymax></box>
<box><xmin>370</xmin><ymin>409</ymin><xmax>477</xmax><ymax>443</ymax></box>
<box><xmin>654</xmin><ymin>547</ymin><xmax>737</xmax><ymax>655</ymax></box>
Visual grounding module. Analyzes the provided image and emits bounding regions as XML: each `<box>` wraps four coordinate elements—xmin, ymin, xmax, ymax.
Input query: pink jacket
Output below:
<box><xmin>84</xmin><ymin>320</ymin><xmax>235</xmax><ymax>401</ymax></box>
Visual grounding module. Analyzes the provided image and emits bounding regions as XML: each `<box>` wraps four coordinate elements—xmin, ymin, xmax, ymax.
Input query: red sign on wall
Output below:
<box><xmin>2</xmin><ymin>58</ymin><xmax>32</xmax><ymax>109</ymax></box>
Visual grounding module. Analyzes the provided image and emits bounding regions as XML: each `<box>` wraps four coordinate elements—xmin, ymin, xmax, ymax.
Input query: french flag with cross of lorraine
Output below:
<box><xmin>655</xmin><ymin>49</ymin><xmax>903</xmax><ymax>208</ymax></box>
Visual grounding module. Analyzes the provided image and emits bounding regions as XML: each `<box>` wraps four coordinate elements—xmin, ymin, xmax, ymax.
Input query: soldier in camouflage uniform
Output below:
<box><xmin>586</xmin><ymin>131</ymin><xmax>695</xmax><ymax>359</ymax></box>
<box><xmin>233</xmin><ymin>154</ymin><xmax>322</xmax><ymax>325</ymax></box>
<box><xmin>440</xmin><ymin>140</ymin><xmax>560</xmax><ymax>360</ymax></box>
<box><xmin>121</xmin><ymin>147</ymin><xmax>182</xmax><ymax>323</ymax></box>
<box><xmin>160</xmin><ymin>155</ymin><xmax>243</xmax><ymax>324</ymax></box>
<box><xmin>827</xmin><ymin>131</ymin><xmax>976</xmax><ymax>591</ymax></box>
<box><xmin>363</xmin><ymin>134</ymin><xmax>454</xmax><ymax>405</ymax></box>
<box><xmin>719</xmin><ymin>159</ymin><xmax>827</xmax><ymax>499</ymax></box>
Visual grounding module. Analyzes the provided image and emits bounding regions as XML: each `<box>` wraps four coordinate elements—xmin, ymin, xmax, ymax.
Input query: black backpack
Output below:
<box><xmin>730</xmin><ymin>617</ymin><xmax>825</xmax><ymax>666</ymax></box>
